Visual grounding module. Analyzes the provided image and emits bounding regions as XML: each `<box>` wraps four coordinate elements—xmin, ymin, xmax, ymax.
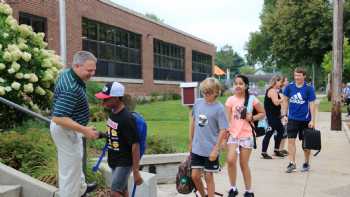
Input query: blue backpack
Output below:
<box><xmin>131</xmin><ymin>112</ymin><xmax>147</xmax><ymax>157</ymax></box>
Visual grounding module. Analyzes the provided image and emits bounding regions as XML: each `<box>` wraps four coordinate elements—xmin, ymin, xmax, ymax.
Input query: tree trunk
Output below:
<box><xmin>331</xmin><ymin>0</ymin><xmax>344</xmax><ymax>131</ymax></box>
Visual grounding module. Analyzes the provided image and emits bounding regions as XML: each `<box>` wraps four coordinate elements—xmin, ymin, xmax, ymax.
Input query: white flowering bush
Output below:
<box><xmin>0</xmin><ymin>3</ymin><xmax>62</xmax><ymax>129</ymax></box>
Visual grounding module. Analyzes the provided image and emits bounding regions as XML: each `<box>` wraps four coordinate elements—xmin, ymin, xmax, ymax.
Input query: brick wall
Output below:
<box><xmin>6</xmin><ymin>0</ymin><xmax>216</xmax><ymax>96</ymax></box>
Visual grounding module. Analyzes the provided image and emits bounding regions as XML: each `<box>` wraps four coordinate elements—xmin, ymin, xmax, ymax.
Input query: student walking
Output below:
<box><xmin>189</xmin><ymin>77</ymin><xmax>229</xmax><ymax>197</ymax></box>
<box><xmin>261</xmin><ymin>75</ymin><xmax>285</xmax><ymax>159</ymax></box>
<box><xmin>95</xmin><ymin>82</ymin><xmax>143</xmax><ymax>197</ymax></box>
<box><xmin>281</xmin><ymin>67</ymin><xmax>316</xmax><ymax>173</ymax></box>
<box><xmin>225</xmin><ymin>75</ymin><xmax>265</xmax><ymax>197</ymax></box>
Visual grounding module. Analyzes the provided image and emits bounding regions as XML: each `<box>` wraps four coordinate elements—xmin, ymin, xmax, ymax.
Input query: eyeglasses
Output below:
<box><xmin>203</xmin><ymin>90</ymin><xmax>214</xmax><ymax>95</ymax></box>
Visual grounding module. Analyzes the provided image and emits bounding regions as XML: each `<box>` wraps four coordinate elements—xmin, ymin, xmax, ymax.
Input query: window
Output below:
<box><xmin>154</xmin><ymin>39</ymin><xmax>185</xmax><ymax>81</ymax></box>
<box><xmin>82</xmin><ymin>18</ymin><xmax>142</xmax><ymax>79</ymax></box>
<box><xmin>19</xmin><ymin>12</ymin><xmax>47</xmax><ymax>41</ymax></box>
<box><xmin>192</xmin><ymin>51</ymin><xmax>212</xmax><ymax>82</ymax></box>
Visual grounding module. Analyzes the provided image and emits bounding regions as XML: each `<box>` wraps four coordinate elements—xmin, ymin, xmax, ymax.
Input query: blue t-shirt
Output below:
<box><xmin>283</xmin><ymin>82</ymin><xmax>316</xmax><ymax>122</ymax></box>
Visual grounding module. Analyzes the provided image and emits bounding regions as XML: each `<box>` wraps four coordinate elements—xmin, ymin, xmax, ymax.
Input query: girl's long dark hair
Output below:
<box><xmin>235</xmin><ymin>74</ymin><xmax>250</xmax><ymax>106</ymax></box>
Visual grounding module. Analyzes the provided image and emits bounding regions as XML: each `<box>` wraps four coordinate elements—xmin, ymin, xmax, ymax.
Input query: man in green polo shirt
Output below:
<box><xmin>50</xmin><ymin>51</ymin><xmax>99</xmax><ymax>197</ymax></box>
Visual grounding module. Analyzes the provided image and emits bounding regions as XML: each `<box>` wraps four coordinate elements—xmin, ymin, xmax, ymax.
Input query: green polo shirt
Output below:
<box><xmin>52</xmin><ymin>68</ymin><xmax>89</xmax><ymax>126</ymax></box>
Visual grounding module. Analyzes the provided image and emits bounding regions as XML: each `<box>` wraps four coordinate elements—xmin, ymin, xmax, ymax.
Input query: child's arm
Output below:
<box><xmin>188</xmin><ymin>116</ymin><xmax>195</xmax><ymax>152</ymax></box>
<box><xmin>131</xmin><ymin>143</ymin><xmax>143</xmax><ymax>185</ymax></box>
<box><xmin>209</xmin><ymin>129</ymin><xmax>227</xmax><ymax>161</ymax></box>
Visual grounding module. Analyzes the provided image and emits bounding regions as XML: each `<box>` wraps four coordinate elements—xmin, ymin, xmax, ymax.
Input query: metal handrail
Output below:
<box><xmin>0</xmin><ymin>96</ymin><xmax>51</xmax><ymax>124</ymax></box>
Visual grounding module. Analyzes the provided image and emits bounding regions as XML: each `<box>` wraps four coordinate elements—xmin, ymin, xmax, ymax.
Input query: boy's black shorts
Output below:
<box><xmin>287</xmin><ymin>119</ymin><xmax>309</xmax><ymax>140</ymax></box>
<box><xmin>190</xmin><ymin>152</ymin><xmax>220</xmax><ymax>172</ymax></box>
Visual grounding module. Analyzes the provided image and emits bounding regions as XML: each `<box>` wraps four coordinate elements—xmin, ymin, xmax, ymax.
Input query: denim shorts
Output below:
<box><xmin>111</xmin><ymin>166</ymin><xmax>132</xmax><ymax>193</ymax></box>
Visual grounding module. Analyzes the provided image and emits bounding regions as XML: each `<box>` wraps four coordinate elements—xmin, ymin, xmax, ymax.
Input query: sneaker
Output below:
<box><xmin>280</xmin><ymin>149</ymin><xmax>289</xmax><ymax>155</ymax></box>
<box><xmin>274</xmin><ymin>150</ymin><xmax>286</xmax><ymax>157</ymax></box>
<box><xmin>261</xmin><ymin>153</ymin><xmax>272</xmax><ymax>159</ymax></box>
<box><xmin>243</xmin><ymin>191</ymin><xmax>255</xmax><ymax>197</ymax></box>
<box><xmin>286</xmin><ymin>162</ymin><xmax>296</xmax><ymax>173</ymax></box>
<box><xmin>228</xmin><ymin>188</ymin><xmax>238</xmax><ymax>197</ymax></box>
<box><xmin>301</xmin><ymin>162</ymin><xmax>310</xmax><ymax>172</ymax></box>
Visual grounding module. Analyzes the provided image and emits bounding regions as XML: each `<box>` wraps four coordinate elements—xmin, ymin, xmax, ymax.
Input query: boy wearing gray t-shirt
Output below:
<box><xmin>189</xmin><ymin>78</ymin><xmax>229</xmax><ymax>197</ymax></box>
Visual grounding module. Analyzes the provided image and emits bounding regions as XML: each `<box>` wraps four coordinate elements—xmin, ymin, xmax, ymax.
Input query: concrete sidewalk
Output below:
<box><xmin>158</xmin><ymin>112</ymin><xmax>350</xmax><ymax>197</ymax></box>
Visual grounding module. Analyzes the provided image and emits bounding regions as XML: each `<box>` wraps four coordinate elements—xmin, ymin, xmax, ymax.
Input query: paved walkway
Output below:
<box><xmin>158</xmin><ymin>112</ymin><xmax>350</xmax><ymax>197</ymax></box>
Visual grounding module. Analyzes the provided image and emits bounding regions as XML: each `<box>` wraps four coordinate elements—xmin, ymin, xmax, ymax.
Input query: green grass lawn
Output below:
<box><xmin>318</xmin><ymin>97</ymin><xmax>347</xmax><ymax>112</ymax></box>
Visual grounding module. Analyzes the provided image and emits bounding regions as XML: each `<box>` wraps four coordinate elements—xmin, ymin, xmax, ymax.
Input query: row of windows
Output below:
<box><xmin>18</xmin><ymin>13</ymin><xmax>212</xmax><ymax>81</ymax></box>
<box><xmin>153</xmin><ymin>39</ymin><xmax>185</xmax><ymax>81</ymax></box>
<box><xmin>82</xmin><ymin>18</ymin><xmax>142</xmax><ymax>79</ymax></box>
<box><xmin>82</xmin><ymin>18</ymin><xmax>141</xmax><ymax>49</ymax></box>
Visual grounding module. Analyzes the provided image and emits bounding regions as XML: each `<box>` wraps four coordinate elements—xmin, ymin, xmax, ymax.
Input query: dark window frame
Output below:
<box><xmin>153</xmin><ymin>39</ymin><xmax>185</xmax><ymax>81</ymax></box>
<box><xmin>19</xmin><ymin>12</ymin><xmax>47</xmax><ymax>41</ymax></box>
<box><xmin>192</xmin><ymin>51</ymin><xmax>212</xmax><ymax>82</ymax></box>
<box><xmin>82</xmin><ymin>18</ymin><xmax>142</xmax><ymax>79</ymax></box>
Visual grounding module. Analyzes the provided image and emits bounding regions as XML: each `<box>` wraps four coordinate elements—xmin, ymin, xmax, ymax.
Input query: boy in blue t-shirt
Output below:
<box><xmin>282</xmin><ymin>67</ymin><xmax>316</xmax><ymax>173</ymax></box>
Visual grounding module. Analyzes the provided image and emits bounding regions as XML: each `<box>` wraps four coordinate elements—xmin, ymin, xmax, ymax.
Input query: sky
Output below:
<box><xmin>111</xmin><ymin>0</ymin><xmax>264</xmax><ymax>57</ymax></box>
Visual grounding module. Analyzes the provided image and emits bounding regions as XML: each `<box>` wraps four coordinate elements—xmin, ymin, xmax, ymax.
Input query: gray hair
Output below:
<box><xmin>72</xmin><ymin>51</ymin><xmax>97</xmax><ymax>67</ymax></box>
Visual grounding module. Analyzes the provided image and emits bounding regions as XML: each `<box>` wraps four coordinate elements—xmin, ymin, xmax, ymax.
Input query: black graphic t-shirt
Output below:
<box><xmin>106</xmin><ymin>107</ymin><xmax>139</xmax><ymax>168</ymax></box>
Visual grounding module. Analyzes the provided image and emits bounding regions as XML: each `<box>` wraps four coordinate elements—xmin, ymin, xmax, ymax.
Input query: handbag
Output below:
<box><xmin>246</xmin><ymin>95</ymin><xmax>267</xmax><ymax>137</ymax></box>
<box><xmin>302</xmin><ymin>128</ymin><xmax>321</xmax><ymax>156</ymax></box>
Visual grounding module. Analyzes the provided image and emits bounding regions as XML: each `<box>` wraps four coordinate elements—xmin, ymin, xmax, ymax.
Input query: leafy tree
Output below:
<box><xmin>239</xmin><ymin>65</ymin><xmax>255</xmax><ymax>75</ymax></box>
<box><xmin>145</xmin><ymin>13</ymin><xmax>164</xmax><ymax>23</ymax></box>
<box><xmin>322</xmin><ymin>38</ymin><xmax>350</xmax><ymax>83</ymax></box>
<box><xmin>246</xmin><ymin>0</ymin><xmax>333</xmax><ymax>87</ymax></box>
<box><xmin>215</xmin><ymin>45</ymin><xmax>245</xmax><ymax>76</ymax></box>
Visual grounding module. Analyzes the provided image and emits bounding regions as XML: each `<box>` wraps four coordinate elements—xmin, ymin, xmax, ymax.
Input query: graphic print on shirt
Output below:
<box><xmin>289</xmin><ymin>92</ymin><xmax>305</xmax><ymax>104</ymax></box>
<box><xmin>107</xmin><ymin>118</ymin><xmax>119</xmax><ymax>151</ymax></box>
<box><xmin>234</xmin><ymin>105</ymin><xmax>245</xmax><ymax>120</ymax></box>
<box><xmin>198</xmin><ymin>114</ymin><xmax>208</xmax><ymax>127</ymax></box>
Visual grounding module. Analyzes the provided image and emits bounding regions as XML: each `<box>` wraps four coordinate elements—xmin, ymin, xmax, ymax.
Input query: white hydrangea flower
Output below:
<box><xmin>0</xmin><ymin>78</ymin><xmax>5</xmax><ymax>83</ymax></box>
<box><xmin>11</xmin><ymin>62</ymin><xmax>21</xmax><ymax>71</ymax></box>
<box><xmin>0</xmin><ymin>63</ymin><xmax>5</xmax><ymax>70</ymax></box>
<box><xmin>5</xmin><ymin>16</ymin><xmax>17</xmax><ymax>29</ymax></box>
<box><xmin>0</xmin><ymin>44</ymin><xmax>2</xmax><ymax>50</ymax></box>
<box><xmin>10</xmin><ymin>50</ymin><xmax>22</xmax><ymax>62</ymax></box>
<box><xmin>31</xmin><ymin>104</ymin><xmax>40</xmax><ymax>113</ymax></box>
<box><xmin>7</xmin><ymin>68</ymin><xmax>16</xmax><ymax>74</ymax></box>
<box><xmin>35</xmin><ymin>86</ymin><xmax>46</xmax><ymax>95</ymax></box>
<box><xmin>42</xmin><ymin>59</ymin><xmax>52</xmax><ymax>68</ymax></box>
<box><xmin>18</xmin><ymin>42</ymin><xmax>28</xmax><ymax>50</ymax></box>
<box><xmin>42</xmin><ymin>70</ymin><xmax>54</xmax><ymax>82</ymax></box>
<box><xmin>4</xmin><ymin>86</ymin><xmax>12</xmax><ymax>92</ymax></box>
<box><xmin>22</xmin><ymin>52</ymin><xmax>31</xmax><ymax>62</ymax></box>
<box><xmin>15</xmin><ymin>73</ymin><xmax>24</xmax><ymax>79</ymax></box>
<box><xmin>23</xmin><ymin>83</ymin><xmax>34</xmax><ymax>93</ymax></box>
<box><xmin>3</xmin><ymin>32</ymin><xmax>9</xmax><ymax>38</ymax></box>
<box><xmin>24</xmin><ymin>73</ymin><xmax>31</xmax><ymax>79</ymax></box>
<box><xmin>11</xmin><ymin>82</ymin><xmax>21</xmax><ymax>90</ymax></box>
<box><xmin>29</xmin><ymin>73</ymin><xmax>38</xmax><ymax>83</ymax></box>
<box><xmin>3</xmin><ymin>51</ymin><xmax>12</xmax><ymax>62</ymax></box>
<box><xmin>0</xmin><ymin>86</ymin><xmax>5</xmax><ymax>96</ymax></box>
<box><xmin>17</xmin><ymin>24</ymin><xmax>33</xmax><ymax>38</ymax></box>
<box><xmin>33</xmin><ymin>48</ymin><xmax>40</xmax><ymax>53</ymax></box>
<box><xmin>0</xmin><ymin>3</ymin><xmax>13</xmax><ymax>15</ymax></box>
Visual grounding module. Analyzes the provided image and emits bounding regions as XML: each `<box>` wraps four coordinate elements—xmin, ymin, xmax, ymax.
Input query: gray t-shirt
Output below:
<box><xmin>191</xmin><ymin>98</ymin><xmax>229</xmax><ymax>157</ymax></box>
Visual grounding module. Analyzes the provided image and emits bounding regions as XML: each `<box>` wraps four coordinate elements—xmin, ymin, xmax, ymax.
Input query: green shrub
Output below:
<box><xmin>146</xmin><ymin>134</ymin><xmax>176</xmax><ymax>154</ymax></box>
<box><xmin>0</xmin><ymin>129</ymin><xmax>56</xmax><ymax>179</ymax></box>
<box><xmin>86</xmin><ymin>81</ymin><xmax>104</xmax><ymax>104</ymax></box>
<box><xmin>90</xmin><ymin>104</ymin><xmax>107</xmax><ymax>122</ymax></box>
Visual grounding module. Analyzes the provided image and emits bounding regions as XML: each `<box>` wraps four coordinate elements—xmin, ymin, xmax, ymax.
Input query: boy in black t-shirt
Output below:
<box><xmin>95</xmin><ymin>81</ymin><xmax>143</xmax><ymax>197</ymax></box>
